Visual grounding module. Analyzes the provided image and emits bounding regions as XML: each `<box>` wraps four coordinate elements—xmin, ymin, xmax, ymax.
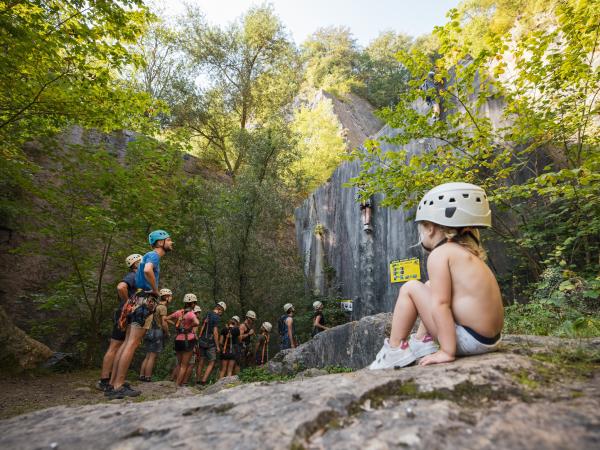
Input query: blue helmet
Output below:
<box><xmin>148</xmin><ymin>230</ymin><xmax>170</xmax><ymax>246</ymax></box>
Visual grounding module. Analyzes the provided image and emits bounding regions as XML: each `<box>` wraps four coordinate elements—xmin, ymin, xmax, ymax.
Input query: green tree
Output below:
<box><xmin>353</xmin><ymin>1</ymin><xmax>600</xmax><ymax>301</ymax></box>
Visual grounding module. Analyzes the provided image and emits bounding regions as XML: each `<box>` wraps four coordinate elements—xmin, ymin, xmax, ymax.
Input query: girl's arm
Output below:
<box><xmin>422</xmin><ymin>252</ymin><xmax>456</xmax><ymax>365</ymax></box>
<box><xmin>314</xmin><ymin>315</ymin><xmax>328</xmax><ymax>330</ymax></box>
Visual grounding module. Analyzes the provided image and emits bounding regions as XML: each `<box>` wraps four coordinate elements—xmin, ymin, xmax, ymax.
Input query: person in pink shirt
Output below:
<box><xmin>166</xmin><ymin>293</ymin><xmax>200</xmax><ymax>387</ymax></box>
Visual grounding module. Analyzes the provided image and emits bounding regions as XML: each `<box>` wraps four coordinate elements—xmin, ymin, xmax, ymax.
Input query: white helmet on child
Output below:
<box><xmin>159</xmin><ymin>288</ymin><xmax>172</xmax><ymax>297</ymax></box>
<box><xmin>125</xmin><ymin>254</ymin><xmax>142</xmax><ymax>267</ymax></box>
<box><xmin>231</xmin><ymin>315</ymin><xmax>240</xmax><ymax>323</ymax></box>
<box><xmin>262</xmin><ymin>322</ymin><xmax>273</xmax><ymax>332</ymax></box>
<box><xmin>183</xmin><ymin>293</ymin><xmax>197</xmax><ymax>304</ymax></box>
<box><xmin>193</xmin><ymin>305</ymin><xmax>202</xmax><ymax>313</ymax></box>
<box><xmin>415</xmin><ymin>182</ymin><xmax>491</xmax><ymax>228</ymax></box>
<box><xmin>313</xmin><ymin>301</ymin><xmax>323</xmax><ymax>310</ymax></box>
<box><xmin>246</xmin><ymin>310</ymin><xmax>257</xmax><ymax>320</ymax></box>
<box><xmin>283</xmin><ymin>303</ymin><xmax>295</xmax><ymax>313</ymax></box>
<box><xmin>217</xmin><ymin>301</ymin><xmax>227</xmax><ymax>311</ymax></box>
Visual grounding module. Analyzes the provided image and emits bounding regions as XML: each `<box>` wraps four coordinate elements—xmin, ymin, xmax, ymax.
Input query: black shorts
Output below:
<box><xmin>174</xmin><ymin>339</ymin><xmax>197</xmax><ymax>353</ymax></box>
<box><xmin>111</xmin><ymin>322</ymin><xmax>126</xmax><ymax>341</ymax></box>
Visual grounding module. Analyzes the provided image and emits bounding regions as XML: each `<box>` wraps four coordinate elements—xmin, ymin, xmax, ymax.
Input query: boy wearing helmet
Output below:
<box><xmin>255</xmin><ymin>322</ymin><xmax>272</xmax><ymax>366</ymax></box>
<box><xmin>96</xmin><ymin>253</ymin><xmax>142</xmax><ymax>391</ymax></box>
<box><xmin>311</xmin><ymin>301</ymin><xmax>329</xmax><ymax>337</ymax></box>
<box><xmin>196</xmin><ymin>301</ymin><xmax>227</xmax><ymax>385</ymax></box>
<box><xmin>369</xmin><ymin>183</ymin><xmax>504</xmax><ymax>370</ymax></box>
<box><xmin>218</xmin><ymin>316</ymin><xmax>241</xmax><ymax>379</ymax></box>
<box><xmin>166</xmin><ymin>294</ymin><xmax>200</xmax><ymax>387</ymax></box>
<box><xmin>279</xmin><ymin>303</ymin><xmax>298</xmax><ymax>350</ymax></box>
<box><xmin>139</xmin><ymin>288</ymin><xmax>172</xmax><ymax>382</ymax></box>
<box><xmin>107</xmin><ymin>230</ymin><xmax>173</xmax><ymax>398</ymax></box>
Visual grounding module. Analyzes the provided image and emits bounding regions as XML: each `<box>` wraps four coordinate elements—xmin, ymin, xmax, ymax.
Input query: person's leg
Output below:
<box><xmin>176</xmin><ymin>352</ymin><xmax>193</xmax><ymax>387</ymax></box>
<box><xmin>140</xmin><ymin>354</ymin><xmax>149</xmax><ymax>378</ymax></box>
<box><xmin>100</xmin><ymin>339</ymin><xmax>122</xmax><ymax>379</ymax></box>
<box><xmin>201</xmin><ymin>348</ymin><xmax>216</xmax><ymax>383</ymax></box>
<box><xmin>389</xmin><ymin>280</ymin><xmax>436</xmax><ymax>347</ymax></box>
<box><xmin>109</xmin><ymin>326</ymin><xmax>130</xmax><ymax>386</ymax></box>
<box><xmin>226</xmin><ymin>360</ymin><xmax>235</xmax><ymax>377</ymax></box>
<box><xmin>113</xmin><ymin>326</ymin><xmax>146</xmax><ymax>389</ymax></box>
<box><xmin>218</xmin><ymin>359</ymin><xmax>227</xmax><ymax>379</ymax></box>
<box><xmin>143</xmin><ymin>352</ymin><xmax>157</xmax><ymax>378</ymax></box>
<box><xmin>196</xmin><ymin>356</ymin><xmax>206</xmax><ymax>381</ymax></box>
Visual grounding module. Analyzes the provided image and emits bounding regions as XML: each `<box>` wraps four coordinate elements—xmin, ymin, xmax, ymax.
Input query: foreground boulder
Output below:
<box><xmin>268</xmin><ymin>313</ymin><xmax>391</xmax><ymax>373</ymax></box>
<box><xmin>0</xmin><ymin>336</ymin><xmax>598</xmax><ymax>450</ymax></box>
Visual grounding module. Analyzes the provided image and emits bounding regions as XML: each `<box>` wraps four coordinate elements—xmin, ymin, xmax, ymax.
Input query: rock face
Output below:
<box><xmin>268</xmin><ymin>313</ymin><xmax>392</xmax><ymax>374</ymax></box>
<box><xmin>1</xmin><ymin>336</ymin><xmax>598</xmax><ymax>450</ymax></box>
<box><xmin>295</xmin><ymin>102</ymin><xmax>512</xmax><ymax>319</ymax></box>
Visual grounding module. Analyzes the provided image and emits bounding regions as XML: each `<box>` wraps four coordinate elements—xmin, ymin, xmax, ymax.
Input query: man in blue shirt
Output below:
<box><xmin>107</xmin><ymin>230</ymin><xmax>174</xmax><ymax>399</ymax></box>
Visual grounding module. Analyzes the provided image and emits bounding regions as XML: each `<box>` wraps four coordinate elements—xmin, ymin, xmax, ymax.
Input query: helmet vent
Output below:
<box><xmin>445</xmin><ymin>207</ymin><xmax>457</xmax><ymax>218</ymax></box>
<box><xmin>476</xmin><ymin>197</ymin><xmax>481</xmax><ymax>202</ymax></box>
<box><xmin>429</xmin><ymin>201</ymin><xmax>434</xmax><ymax>205</ymax></box>
<box><xmin>438</xmin><ymin>195</ymin><xmax>444</xmax><ymax>200</ymax></box>
<box><xmin>449</xmin><ymin>198</ymin><xmax>456</xmax><ymax>203</ymax></box>
<box><xmin>462</xmin><ymin>193</ymin><xmax>469</xmax><ymax>198</ymax></box>
<box><xmin>418</xmin><ymin>206</ymin><xmax>421</xmax><ymax>210</ymax></box>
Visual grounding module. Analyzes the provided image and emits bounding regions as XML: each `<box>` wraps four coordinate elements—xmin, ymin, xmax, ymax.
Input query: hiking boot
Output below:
<box><xmin>108</xmin><ymin>385</ymin><xmax>141</xmax><ymax>400</ymax></box>
<box><xmin>96</xmin><ymin>379</ymin><xmax>110</xmax><ymax>392</ymax></box>
<box><xmin>103</xmin><ymin>385</ymin><xmax>115</xmax><ymax>397</ymax></box>
<box><xmin>409</xmin><ymin>333</ymin><xmax>438</xmax><ymax>359</ymax></box>
<box><xmin>368</xmin><ymin>340</ymin><xmax>416</xmax><ymax>370</ymax></box>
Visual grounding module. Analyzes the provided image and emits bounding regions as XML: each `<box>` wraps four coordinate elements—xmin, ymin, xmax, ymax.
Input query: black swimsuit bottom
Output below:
<box><xmin>462</xmin><ymin>325</ymin><xmax>501</xmax><ymax>345</ymax></box>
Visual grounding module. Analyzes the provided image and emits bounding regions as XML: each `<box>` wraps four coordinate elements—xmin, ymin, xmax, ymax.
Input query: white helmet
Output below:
<box><xmin>415</xmin><ymin>182</ymin><xmax>491</xmax><ymax>228</ymax></box>
<box><xmin>183</xmin><ymin>293</ymin><xmax>197</xmax><ymax>304</ymax></box>
<box><xmin>125</xmin><ymin>254</ymin><xmax>142</xmax><ymax>268</ymax></box>
<box><xmin>246</xmin><ymin>310</ymin><xmax>257</xmax><ymax>320</ymax></box>
<box><xmin>283</xmin><ymin>303</ymin><xmax>294</xmax><ymax>313</ymax></box>
<box><xmin>231</xmin><ymin>315</ymin><xmax>240</xmax><ymax>323</ymax></box>
<box><xmin>313</xmin><ymin>301</ymin><xmax>323</xmax><ymax>310</ymax></box>
<box><xmin>159</xmin><ymin>288</ymin><xmax>172</xmax><ymax>297</ymax></box>
<box><xmin>193</xmin><ymin>305</ymin><xmax>202</xmax><ymax>313</ymax></box>
<box><xmin>217</xmin><ymin>301</ymin><xmax>227</xmax><ymax>311</ymax></box>
<box><xmin>262</xmin><ymin>322</ymin><xmax>272</xmax><ymax>332</ymax></box>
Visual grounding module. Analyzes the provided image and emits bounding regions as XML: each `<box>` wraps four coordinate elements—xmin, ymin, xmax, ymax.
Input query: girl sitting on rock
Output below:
<box><xmin>369</xmin><ymin>182</ymin><xmax>504</xmax><ymax>370</ymax></box>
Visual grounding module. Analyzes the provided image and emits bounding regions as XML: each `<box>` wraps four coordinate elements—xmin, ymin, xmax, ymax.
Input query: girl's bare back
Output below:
<box><xmin>434</xmin><ymin>242</ymin><xmax>504</xmax><ymax>337</ymax></box>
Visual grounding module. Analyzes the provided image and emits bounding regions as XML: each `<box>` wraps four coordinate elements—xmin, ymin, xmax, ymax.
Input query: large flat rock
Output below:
<box><xmin>1</xmin><ymin>337</ymin><xmax>599</xmax><ymax>450</ymax></box>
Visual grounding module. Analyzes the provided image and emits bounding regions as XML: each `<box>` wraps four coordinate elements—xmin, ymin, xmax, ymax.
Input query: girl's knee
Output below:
<box><xmin>400</xmin><ymin>279</ymin><xmax>424</xmax><ymax>295</ymax></box>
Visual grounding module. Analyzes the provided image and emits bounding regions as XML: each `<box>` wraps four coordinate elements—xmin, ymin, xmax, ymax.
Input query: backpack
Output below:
<box><xmin>198</xmin><ymin>315</ymin><xmax>212</xmax><ymax>349</ymax></box>
<box><xmin>221</xmin><ymin>327</ymin><xmax>234</xmax><ymax>355</ymax></box>
<box><xmin>278</xmin><ymin>314</ymin><xmax>288</xmax><ymax>336</ymax></box>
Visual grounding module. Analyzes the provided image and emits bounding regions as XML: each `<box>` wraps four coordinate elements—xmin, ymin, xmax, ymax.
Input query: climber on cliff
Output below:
<box><xmin>279</xmin><ymin>303</ymin><xmax>298</xmax><ymax>350</ymax></box>
<box><xmin>311</xmin><ymin>301</ymin><xmax>329</xmax><ymax>337</ymax></box>
<box><xmin>237</xmin><ymin>310</ymin><xmax>257</xmax><ymax>371</ymax></box>
<box><xmin>219</xmin><ymin>316</ymin><xmax>241</xmax><ymax>379</ymax></box>
<box><xmin>106</xmin><ymin>230</ymin><xmax>173</xmax><ymax>399</ymax></box>
<box><xmin>196</xmin><ymin>301</ymin><xmax>227</xmax><ymax>386</ymax></box>
<box><xmin>421</xmin><ymin>70</ymin><xmax>442</xmax><ymax>120</ymax></box>
<box><xmin>357</xmin><ymin>183</ymin><xmax>373</xmax><ymax>233</ymax></box>
<box><xmin>255</xmin><ymin>321</ymin><xmax>272</xmax><ymax>366</ymax></box>
<box><xmin>369</xmin><ymin>183</ymin><xmax>504</xmax><ymax>370</ymax></box>
<box><xmin>96</xmin><ymin>253</ymin><xmax>141</xmax><ymax>392</ymax></box>
<box><xmin>139</xmin><ymin>288</ymin><xmax>172</xmax><ymax>382</ymax></box>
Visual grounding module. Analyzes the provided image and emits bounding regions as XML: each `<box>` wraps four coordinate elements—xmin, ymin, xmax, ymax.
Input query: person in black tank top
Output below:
<box><xmin>312</xmin><ymin>301</ymin><xmax>329</xmax><ymax>337</ymax></box>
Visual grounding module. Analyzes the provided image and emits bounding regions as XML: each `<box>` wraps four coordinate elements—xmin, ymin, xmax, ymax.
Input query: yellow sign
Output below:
<box><xmin>390</xmin><ymin>258</ymin><xmax>421</xmax><ymax>283</ymax></box>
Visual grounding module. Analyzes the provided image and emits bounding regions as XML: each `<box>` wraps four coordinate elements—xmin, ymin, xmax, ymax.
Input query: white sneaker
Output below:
<box><xmin>368</xmin><ymin>340</ymin><xmax>416</xmax><ymax>370</ymax></box>
<box><xmin>408</xmin><ymin>333</ymin><xmax>438</xmax><ymax>359</ymax></box>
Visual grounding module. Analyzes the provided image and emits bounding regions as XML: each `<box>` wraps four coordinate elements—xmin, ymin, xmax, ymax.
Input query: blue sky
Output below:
<box><xmin>157</xmin><ymin>0</ymin><xmax>462</xmax><ymax>46</ymax></box>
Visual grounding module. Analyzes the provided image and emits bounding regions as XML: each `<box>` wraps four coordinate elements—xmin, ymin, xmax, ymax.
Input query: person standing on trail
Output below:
<box><xmin>96</xmin><ymin>253</ymin><xmax>141</xmax><ymax>392</ymax></box>
<box><xmin>167</xmin><ymin>293</ymin><xmax>200</xmax><ymax>387</ymax></box>
<box><xmin>279</xmin><ymin>303</ymin><xmax>298</xmax><ymax>350</ymax></box>
<box><xmin>139</xmin><ymin>288</ymin><xmax>172</xmax><ymax>382</ymax></box>
<box><xmin>254</xmin><ymin>321</ymin><xmax>272</xmax><ymax>366</ymax></box>
<box><xmin>219</xmin><ymin>316</ymin><xmax>241</xmax><ymax>379</ymax></box>
<box><xmin>237</xmin><ymin>310</ymin><xmax>257</xmax><ymax>371</ymax></box>
<box><xmin>311</xmin><ymin>301</ymin><xmax>329</xmax><ymax>337</ymax></box>
<box><xmin>196</xmin><ymin>301</ymin><xmax>226</xmax><ymax>386</ymax></box>
<box><xmin>107</xmin><ymin>230</ymin><xmax>173</xmax><ymax>399</ymax></box>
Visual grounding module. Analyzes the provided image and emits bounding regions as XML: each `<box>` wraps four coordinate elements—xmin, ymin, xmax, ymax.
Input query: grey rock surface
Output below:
<box><xmin>269</xmin><ymin>313</ymin><xmax>392</xmax><ymax>373</ymax></box>
<box><xmin>295</xmin><ymin>100</ymin><xmax>512</xmax><ymax>319</ymax></box>
<box><xmin>1</xmin><ymin>336</ymin><xmax>599</xmax><ymax>450</ymax></box>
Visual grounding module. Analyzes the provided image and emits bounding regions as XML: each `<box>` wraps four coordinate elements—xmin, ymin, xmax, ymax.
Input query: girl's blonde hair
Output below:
<box><xmin>439</xmin><ymin>226</ymin><xmax>487</xmax><ymax>261</ymax></box>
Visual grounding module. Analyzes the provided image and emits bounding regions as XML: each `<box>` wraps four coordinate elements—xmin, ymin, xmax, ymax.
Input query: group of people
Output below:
<box><xmin>96</xmin><ymin>227</ymin><xmax>330</xmax><ymax>399</ymax></box>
